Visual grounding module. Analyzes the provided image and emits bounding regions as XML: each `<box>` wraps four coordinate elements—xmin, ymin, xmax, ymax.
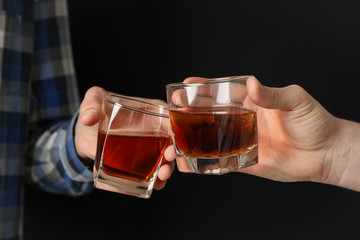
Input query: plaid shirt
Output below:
<box><xmin>0</xmin><ymin>0</ymin><xmax>93</xmax><ymax>239</ymax></box>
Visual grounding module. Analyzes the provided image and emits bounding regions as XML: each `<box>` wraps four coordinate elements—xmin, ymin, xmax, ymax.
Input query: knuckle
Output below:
<box><xmin>288</xmin><ymin>84</ymin><xmax>306</xmax><ymax>96</ymax></box>
<box><xmin>287</xmin><ymin>84</ymin><xmax>312</xmax><ymax>109</ymax></box>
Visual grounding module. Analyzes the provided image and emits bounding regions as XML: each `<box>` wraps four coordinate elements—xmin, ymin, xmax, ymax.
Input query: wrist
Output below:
<box><xmin>321</xmin><ymin>118</ymin><xmax>360</xmax><ymax>191</ymax></box>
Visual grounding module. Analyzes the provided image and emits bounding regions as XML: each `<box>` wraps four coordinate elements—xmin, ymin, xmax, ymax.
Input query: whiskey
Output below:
<box><xmin>170</xmin><ymin>107</ymin><xmax>257</xmax><ymax>158</ymax></box>
<box><xmin>95</xmin><ymin>132</ymin><xmax>169</xmax><ymax>182</ymax></box>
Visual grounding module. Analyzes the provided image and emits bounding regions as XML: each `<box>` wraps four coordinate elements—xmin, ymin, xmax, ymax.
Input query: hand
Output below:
<box><xmin>165</xmin><ymin>76</ymin><xmax>339</xmax><ymax>185</ymax></box>
<box><xmin>239</xmin><ymin>76</ymin><xmax>337</xmax><ymax>183</ymax></box>
<box><xmin>74</xmin><ymin>86</ymin><xmax>175</xmax><ymax>190</ymax></box>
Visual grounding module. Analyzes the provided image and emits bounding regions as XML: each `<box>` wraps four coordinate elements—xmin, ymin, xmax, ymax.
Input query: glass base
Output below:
<box><xmin>178</xmin><ymin>145</ymin><xmax>258</xmax><ymax>174</ymax></box>
<box><xmin>93</xmin><ymin>166</ymin><xmax>156</xmax><ymax>199</ymax></box>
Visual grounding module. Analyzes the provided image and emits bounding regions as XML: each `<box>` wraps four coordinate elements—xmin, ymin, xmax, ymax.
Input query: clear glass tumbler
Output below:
<box><xmin>166</xmin><ymin>76</ymin><xmax>258</xmax><ymax>174</ymax></box>
<box><xmin>93</xmin><ymin>94</ymin><xmax>170</xmax><ymax>198</ymax></box>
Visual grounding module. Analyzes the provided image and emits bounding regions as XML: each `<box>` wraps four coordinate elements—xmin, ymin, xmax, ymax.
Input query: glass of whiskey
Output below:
<box><xmin>93</xmin><ymin>94</ymin><xmax>170</xmax><ymax>198</ymax></box>
<box><xmin>166</xmin><ymin>76</ymin><xmax>258</xmax><ymax>174</ymax></box>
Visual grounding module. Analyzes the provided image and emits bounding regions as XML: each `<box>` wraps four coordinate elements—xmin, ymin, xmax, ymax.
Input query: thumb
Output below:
<box><xmin>247</xmin><ymin>76</ymin><xmax>312</xmax><ymax>111</ymax></box>
<box><xmin>79</xmin><ymin>86</ymin><xmax>107</xmax><ymax>126</ymax></box>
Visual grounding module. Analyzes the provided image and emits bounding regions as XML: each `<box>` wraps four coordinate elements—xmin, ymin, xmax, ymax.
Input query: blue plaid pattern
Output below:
<box><xmin>0</xmin><ymin>1</ymin><xmax>93</xmax><ymax>239</ymax></box>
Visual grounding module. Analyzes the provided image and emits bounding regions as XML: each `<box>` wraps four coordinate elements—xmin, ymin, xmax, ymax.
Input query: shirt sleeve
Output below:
<box><xmin>28</xmin><ymin>112</ymin><xmax>93</xmax><ymax>196</ymax></box>
<box><xmin>25</xmin><ymin>0</ymin><xmax>93</xmax><ymax>196</ymax></box>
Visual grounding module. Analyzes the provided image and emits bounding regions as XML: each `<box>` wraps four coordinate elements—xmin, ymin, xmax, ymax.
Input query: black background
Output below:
<box><xmin>25</xmin><ymin>1</ymin><xmax>360</xmax><ymax>239</ymax></box>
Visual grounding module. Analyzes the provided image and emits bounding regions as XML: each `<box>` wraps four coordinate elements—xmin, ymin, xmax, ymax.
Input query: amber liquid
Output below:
<box><xmin>170</xmin><ymin>107</ymin><xmax>257</xmax><ymax>158</ymax></box>
<box><xmin>96</xmin><ymin>132</ymin><xmax>169</xmax><ymax>182</ymax></box>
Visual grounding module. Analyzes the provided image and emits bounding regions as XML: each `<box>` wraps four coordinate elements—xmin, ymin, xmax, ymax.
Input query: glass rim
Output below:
<box><xmin>104</xmin><ymin>94</ymin><xmax>169</xmax><ymax>118</ymax></box>
<box><xmin>166</xmin><ymin>75</ymin><xmax>251</xmax><ymax>88</ymax></box>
